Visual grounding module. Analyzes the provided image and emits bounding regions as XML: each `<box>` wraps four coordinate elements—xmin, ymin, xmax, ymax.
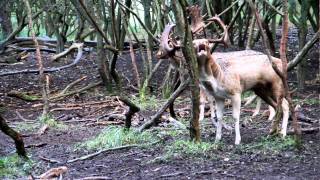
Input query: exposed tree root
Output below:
<box><xmin>138</xmin><ymin>78</ymin><xmax>190</xmax><ymax>132</ymax></box>
<box><xmin>0</xmin><ymin>114</ymin><xmax>27</xmax><ymax>157</ymax></box>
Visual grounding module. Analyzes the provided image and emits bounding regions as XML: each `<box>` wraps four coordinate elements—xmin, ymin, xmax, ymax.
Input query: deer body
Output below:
<box><xmin>194</xmin><ymin>40</ymin><xmax>289</xmax><ymax>144</ymax></box>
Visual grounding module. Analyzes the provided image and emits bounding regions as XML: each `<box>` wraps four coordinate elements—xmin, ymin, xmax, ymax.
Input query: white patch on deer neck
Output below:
<box><xmin>200</xmin><ymin>71</ymin><xmax>229</xmax><ymax>99</ymax></box>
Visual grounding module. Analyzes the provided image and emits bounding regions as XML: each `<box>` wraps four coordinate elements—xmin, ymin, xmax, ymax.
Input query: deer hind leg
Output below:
<box><xmin>232</xmin><ymin>94</ymin><xmax>241</xmax><ymax>145</ymax></box>
<box><xmin>268</xmin><ymin>105</ymin><xmax>276</xmax><ymax>121</ymax></box>
<box><xmin>252</xmin><ymin>98</ymin><xmax>262</xmax><ymax>118</ymax></box>
<box><xmin>280</xmin><ymin>98</ymin><xmax>289</xmax><ymax>137</ymax></box>
<box><xmin>214</xmin><ymin>98</ymin><xmax>224</xmax><ymax>143</ymax></box>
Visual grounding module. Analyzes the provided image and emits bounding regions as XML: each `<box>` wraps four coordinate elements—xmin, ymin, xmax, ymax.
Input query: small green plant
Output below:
<box><xmin>163</xmin><ymin>140</ymin><xmax>218</xmax><ymax>160</ymax></box>
<box><xmin>39</xmin><ymin>114</ymin><xmax>67</xmax><ymax>130</ymax></box>
<box><xmin>162</xmin><ymin>84</ymin><xmax>173</xmax><ymax>99</ymax></box>
<box><xmin>77</xmin><ymin>126</ymin><xmax>159</xmax><ymax>151</ymax></box>
<box><xmin>15</xmin><ymin>122</ymin><xmax>40</xmax><ymax>132</ymax></box>
<box><xmin>304</xmin><ymin>98</ymin><xmax>319</xmax><ymax>105</ymax></box>
<box><xmin>241</xmin><ymin>91</ymin><xmax>254</xmax><ymax>99</ymax></box>
<box><xmin>0</xmin><ymin>154</ymin><xmax>33</xmax><ymax>178</ymax></box>
<box><xmin>131</xmin><ymin>94</ymin><xmax>162</xmax><ymax>110</ymax></box>
<box><xmin>241</xmin><ymin>136</ymin><xmax>296</xmax><ymax>154</ymax></box>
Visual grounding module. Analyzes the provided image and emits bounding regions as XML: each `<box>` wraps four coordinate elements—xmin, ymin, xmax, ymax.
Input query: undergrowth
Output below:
<box><xmin>0</xmin><ymin>154</ymin><xmax>33</xmax><ymax>178</ymax></box>
<box><xmin>39</xmin><ymin>114</ymin><xmax>67</xmax><ymax>130</ymax></box>
<box><xmin>76</xmin><ymin>126</ymin><xmax>159</xmax><ymax>151</ymax></box>
<box><xmin>163</xmin><ymin>140</ymin><xmax>220</xmax><ymax>160</ymax></box>
<box><xmin>240</xmin><ymin>136</ymin><xmax>296</xmax><ymax>154</ymax></box>
<box><xmin>131</xmin><ymin>94</ymin><xmax>162</xmax><ymax>110</ymax></box>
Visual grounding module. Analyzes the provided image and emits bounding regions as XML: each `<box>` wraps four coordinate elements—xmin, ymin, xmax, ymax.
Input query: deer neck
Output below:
<box><xmin>199</xmin><ymin>54</ymin><xmax>224</xmax><ymax>82</ymax></box>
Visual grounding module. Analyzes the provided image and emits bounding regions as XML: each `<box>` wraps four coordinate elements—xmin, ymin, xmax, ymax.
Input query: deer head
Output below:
<box><xmin>156</xmin><ymin>24</ymin><xmax>180</xmax><ymax>59</ymax></box>
<box><xmin>157</xmin><ymin>15</ymin><xmax>229</xmax><ymax>61</ymax></box>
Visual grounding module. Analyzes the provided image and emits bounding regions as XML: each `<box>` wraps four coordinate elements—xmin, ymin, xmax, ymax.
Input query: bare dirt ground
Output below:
<box><xmin>0</xmin><ymin>28</ymin><xmax>319</xmax><ymax>179</ymax></box>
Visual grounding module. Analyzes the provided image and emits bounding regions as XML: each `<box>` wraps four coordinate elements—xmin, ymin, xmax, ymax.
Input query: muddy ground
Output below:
<box><xmin>0</xmin><ymin>28</ymin><xmax>319</xmax><ymax>179</ymax></box>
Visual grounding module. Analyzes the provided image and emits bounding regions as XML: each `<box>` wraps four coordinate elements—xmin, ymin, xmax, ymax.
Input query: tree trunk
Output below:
<box><xmin>0</xmin><ymin>2</ymin><xmax>13</xmax><ymax>39</ymax></box>
<box><xmin>174</xmin><ymin>0</ymin><xmax>201</xmax><ymax>142</ymax></box>
<box><xmin>296</xmin><ymin>0</ymin><xmax>309</xmax><ymax>90</ymax></box>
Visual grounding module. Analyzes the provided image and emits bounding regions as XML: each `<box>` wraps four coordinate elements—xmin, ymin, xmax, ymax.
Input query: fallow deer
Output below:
<box><xmin>192</xmin><ymin>37</ymin><xmax>289</xmax><ymax>144</ymax></box>
<box><xmin>158</xmin><ymin>15</ymin><xmax>289</xmax><ymax>145</ymax></box>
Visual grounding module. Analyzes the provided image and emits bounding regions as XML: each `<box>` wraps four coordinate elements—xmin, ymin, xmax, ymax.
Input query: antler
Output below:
<box><xmin>206</xmin><ymin>15</ymin><xmax>230</xmax><ymax>47</ymax></box>
<box><xmin>187</xmin><ymin>5</ymin><xmax>205</xmax><ymax>34</ymax></box>
<box><xmin>160</xmin><ymin>24</ymin><xmax>178</xmax><ymax>52</ymax></box>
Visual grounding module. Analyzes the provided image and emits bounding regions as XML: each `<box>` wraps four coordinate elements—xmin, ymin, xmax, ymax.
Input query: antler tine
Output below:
<box><xmin>207</xmin><ymin>15</ymin><xmax>230</xmax><ymax>47</ymax></box>
<box><xmin>160</xmin><ymin>23</ymin><xmax>178</xmax><ymax>52</ymax></box>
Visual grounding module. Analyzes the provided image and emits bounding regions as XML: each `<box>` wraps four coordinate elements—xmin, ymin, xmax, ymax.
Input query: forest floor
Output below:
<box><xmin>0</xmin><ymin>28</ymin><xmax>319</xmax><ymax>179</ymax></box>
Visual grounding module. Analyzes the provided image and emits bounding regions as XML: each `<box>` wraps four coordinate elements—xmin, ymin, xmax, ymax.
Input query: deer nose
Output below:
<box><xmin>156</xmin><ymin>51</ymin><xmax>163</xmax><ymax>59</ymax></box>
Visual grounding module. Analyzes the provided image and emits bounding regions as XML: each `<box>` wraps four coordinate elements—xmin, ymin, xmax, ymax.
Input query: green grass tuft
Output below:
<box><xmin>131</xmin><ymin>94</ymin><xmax>162</xmax><ymax>110</ymax></box>
<box><xmin>0</xmin><ymin>154</ymin><xmax>33</xmax><ymax>178</ymax></box>
<box><xmin>241</xmin><ymin>136</ymin><xmax>296</xmax><ymax>154</ymax></box>
<box><xmin>163</xmin><ymin>140</ymin><xmax>218</xmax><ymax>159</ymax></box>
<box><xmin>77</xmin><ymin>126</ymin><xmax>159</xmax><ymax>151</ymax></box>
<box><xmin>39</xmin><ymin>114</ymin><xmax>67</xmax><ymax>130</ymax></box>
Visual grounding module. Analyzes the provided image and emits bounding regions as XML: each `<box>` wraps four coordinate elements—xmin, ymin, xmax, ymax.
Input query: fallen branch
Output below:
<box><xmin>25</xmin><ymin>142</ymin><xmax>47</xmax><ymax>148</ymax></box>
<box><xmin>15</xmin><ymin>111</ymin><xmax>35</xmax><ymax>122</ymax></box>
<box><xmin>160</xmin><ymin>172</ymin><xmax>184</xmax><ymax>178</ymax></box>
<box><xmin>50</xmin><ymin>81</ymin><xmax>102</xmax><ymax>101</ymax></box>
<box><xmin>0</xmin><ymin>42</ymin><xmax>84</xmax><ymax>76</ymax></box>
<box><xmin>50</xmin><ymin>43</ymin><xmax>83</xmax><ymax>61</ymax></box>
<box><xmin>7</xmin><ymin>90</ymin><xmax>41</xmax><ymax>102</ymax></box>
<box><xmin>59</xmin><ymin>76</ymin><xmax>87</xmax><ymax>95</ymax></box>
<box><xmin>37</xmin><ymin>125</ymin><xmax>49</xmax><ymax>135</ymax></box>
<box><xmin>67</xmin><ymin>144</ymin><xmax>138</xmax><ymax>163</ymax></box>
<box><xmin>39</xmin><ymin>156</ymin><xmax>62</xmax><ymax>164</ymax></box>
<box><xmin>287</xmin><ymin>126</ymin><xmax>319</xmax><ymax>135</ymax></box>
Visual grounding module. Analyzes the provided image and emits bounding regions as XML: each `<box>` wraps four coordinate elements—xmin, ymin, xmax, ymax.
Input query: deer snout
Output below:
<box><xmin>156</xmin><ymin>50</ymin><xmax>168</xmax><ymax>59</ymax></box>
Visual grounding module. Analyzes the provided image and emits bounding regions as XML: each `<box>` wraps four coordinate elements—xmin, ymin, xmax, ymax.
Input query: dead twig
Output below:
<box><xmin>15</xmin><ymin>111</ymin><xmax>35</xmax><ymax>122</ymax></box>
<box><xmin>160</xmin><ymin>172</ymin><xmax>184</xmax><ymax>178</ymax></box>
<box><xmin>287</xmin><ymin>127</ymin><xmax>319</xmax><ymax>135</ymax></box>
<box><xmin>59</xmin><ymin>76</ymin><xmax>87</xmax><ymax>95</ymax></box>
<box><xmin>49</xmin><ymin>81</ymin><xmax>102</xmax><ymax>101</ymax></box>
<box><xmin>25</xmin><ymin>142</ymin><xmax>47</xmax><ymax>148</ymax></box>
<box><xmin>39</xmin><ymin>156</ymin><xmax>61</xmax><ymax>164</ymax></box>
<box><xmin>67</xmin><ymin>144</ymin><xmax>138</xmax><ymax>163</ymax></box>
<box><xmin>37</xmin><ymin>125</ymin><xmax>49</xmax><ymax>135</ymax></box>
<box><xmin>76</xmin><ymin>176</ymin><xmax>112</xmax><ymax>180</ymax></box>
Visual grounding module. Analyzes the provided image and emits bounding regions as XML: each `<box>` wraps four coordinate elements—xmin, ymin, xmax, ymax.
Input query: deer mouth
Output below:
<box><xmin>198</xmin><ymin>44</ymin><xmax>206</xmax><ymax>52</ymax></box>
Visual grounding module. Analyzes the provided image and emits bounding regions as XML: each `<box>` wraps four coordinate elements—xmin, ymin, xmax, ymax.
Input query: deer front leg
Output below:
<box><xmin>215</xmin><ymin>98</ymin><xmax>224</xmax><ymax>143</ymax></box>
<box><xmin>199</xmin><ymin>89</ymin><xmax>206</xmax><ymax>122</ymax></box>
<box><xmin>232</xmin><ymin>94</ymin><xmax>241</xmax><ymax>145</ymax></box>
<box><xmin>280</xmin><ymin>98</ymin><xmax>289</xmax><ymax>137</ymax></box>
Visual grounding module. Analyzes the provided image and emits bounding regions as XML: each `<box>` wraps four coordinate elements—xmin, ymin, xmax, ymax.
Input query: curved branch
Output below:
<box><xmin>287</xmin><ymin>30</ymin><xmax>320</xmax><ymax>71</ymax></box>
<box><xmin>0</xmin><ymin>43</ymin><xmax>84</xmax><ymax>76</ymax></box>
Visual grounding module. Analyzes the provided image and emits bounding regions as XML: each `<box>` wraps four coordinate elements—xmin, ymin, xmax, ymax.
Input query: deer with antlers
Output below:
<box><xmin>192</xmin><ymin>16</ymin><xmax>289</xmax><ymax>144</ymax></box>
<box><xmin>157</xmin><ymin>7</ymin><xmax>289</xmax><ymax>144</ymax></box>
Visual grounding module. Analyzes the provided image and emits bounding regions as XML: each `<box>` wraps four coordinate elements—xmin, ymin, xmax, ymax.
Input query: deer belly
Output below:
<box><xmin>200</xmin><ymin>80</ymin><xmax>229</xmax><ymax>99</ymax></box>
